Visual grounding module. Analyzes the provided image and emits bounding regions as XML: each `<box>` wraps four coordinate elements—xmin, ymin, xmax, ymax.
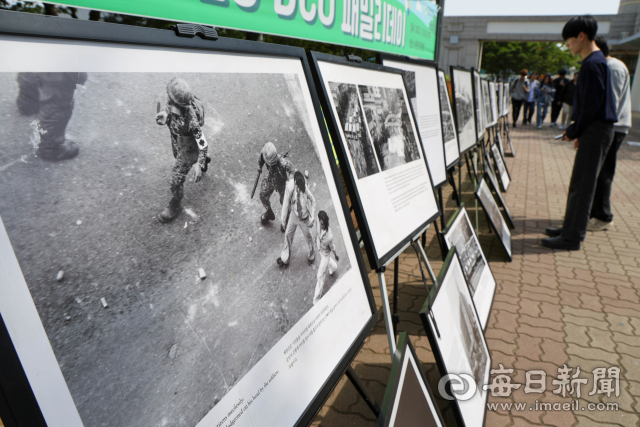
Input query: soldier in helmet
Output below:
<box><xmin>155</xmin><ymin>77</ymin><xmax>210</xmax><ymax>223</ymax></box>
<box><xmin>16</xmin><ymin>72</ymin><xmax>87</xmax><ymax>161</ymax></box>
<box><xmin>258</xmin><ymin>142</ymin><xmax>294</xmax><ymax>231</ymax></box>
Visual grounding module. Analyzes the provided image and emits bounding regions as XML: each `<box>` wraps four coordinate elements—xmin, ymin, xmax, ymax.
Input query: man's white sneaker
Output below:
<box><xmin>587</xmin><ymin>218</ymin><xmax>613</xmax><ymax>231</ymax></box>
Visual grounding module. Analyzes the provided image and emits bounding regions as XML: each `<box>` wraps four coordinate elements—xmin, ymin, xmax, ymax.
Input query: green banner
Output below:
<box><xmin>57</xmin><ymin>0</ymin><xmax>438</xmax><ymax>60</ymax></box>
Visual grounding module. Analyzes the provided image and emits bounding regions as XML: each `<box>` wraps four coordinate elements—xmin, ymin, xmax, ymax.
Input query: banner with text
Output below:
<box><xmin>57</xmin><ymin>0</ymin><xmax>438</xmax><ymax>60</ymax></box>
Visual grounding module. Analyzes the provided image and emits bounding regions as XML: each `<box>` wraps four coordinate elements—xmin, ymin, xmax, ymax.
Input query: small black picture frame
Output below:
<box><xmin>419</xmin><ymin>248</ymin><xmax>491</xmax><ymax>427</ymax></box>
<box><xmin>309</xmin><ymin>51</ymin><xmax>441</xmax><ymax>270</ymax></box>
<box><xmin>450</xmin><ymin>66</ymin><xmax>478</xmax><ymax>155</ymax></box>
<box><xmin>490</xmin><ymin>142</ymin><xmax>511</xmax><ymax>192</ymax></box>
<box><xmin>376</xmin><ymin>332</ymin><xmax>446</xmax><ymax>427</ymax></box>
<box><xmin>482</xmin><ymin>155</ymin><xmax>515</xmax><ymax>229</ymax></box>
<box><xmin>471</xmin><ymin>68</ymin><xmax>485</xmax><ymax>142</ymax></box>
<box><xmin>475</xmin><ymin>178</ymin><xmax>513</xmax><ymax>261</ymax></box>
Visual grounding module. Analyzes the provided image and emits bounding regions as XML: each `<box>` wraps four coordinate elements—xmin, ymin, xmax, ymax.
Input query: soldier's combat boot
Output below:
<box><xmin>37</xmin><ymin>140</ymin><xmax>79</xmax><ymax>161</ymax></box>
<box><xmin>261</xmin><ymin>207</ymin><xmax>275</xmax><ymax>224</ymax></box>
<box><xmin>159</xmin><ymin>201</ymin><xmax>181</xmax><ymax>223</ymax></box>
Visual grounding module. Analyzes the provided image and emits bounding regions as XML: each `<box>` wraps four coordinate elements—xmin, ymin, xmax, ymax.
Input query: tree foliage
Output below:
<box><xmin>481</xmin><ymin>41</ymin><xmax>580</xmax><ymax>77</ymax></box>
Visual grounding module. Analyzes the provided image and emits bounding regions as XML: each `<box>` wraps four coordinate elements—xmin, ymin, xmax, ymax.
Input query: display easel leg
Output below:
<box><xmin>345</xmin><ymin>366</ymin><xmax>381</xmax><ymax>417</ymax></box>
<box><xmin>392</xmin><ymin>258</ymin><xmax>399</xmax><ymax>337</ymax></box>
<box><xmin>377</xmin><ymin>268</ymin><xmax>397</xmax><ymax>358</ymax></box>
<box><xmin>433</xmin><ymin>221</ymin><xmax>448</xmax><ymax>261</ymax></box>
<box><xmin>413</xmin><ymin>240</ymin><xmax>439</xmax><ymax>290</ymax></box>
<box><xmin>448</xmin><ymin>170</ymin><xmax>460</xmax><ymax>206</ymax></box>
<box><xmin>438</xmin><ymin>187</ymin><xmax>445</xmax><ymax>230</ymax></box>
<box><xmin>458</xmin><ymin>160</ymin><xmax>462</xmax><ymax>205</ymax></box>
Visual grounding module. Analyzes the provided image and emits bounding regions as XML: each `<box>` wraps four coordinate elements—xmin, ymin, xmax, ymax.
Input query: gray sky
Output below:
<box><xmin>444</xmin><ymin>0</ymin><xmax>621</xmax><ymax>16</ymax></box>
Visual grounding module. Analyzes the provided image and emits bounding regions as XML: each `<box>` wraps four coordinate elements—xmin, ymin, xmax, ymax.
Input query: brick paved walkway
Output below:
<box><xmin>311</xmin><ymin>121</ymin><xmax>640</xmax><ymax>426</ymax></box>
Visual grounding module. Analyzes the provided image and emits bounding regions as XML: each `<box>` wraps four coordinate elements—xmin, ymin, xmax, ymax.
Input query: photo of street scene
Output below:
<box><xmin>445</xmin><ymin>213</ymin><xmax>486</xmax><ymax>294</ymax></box>
<box><xmin>473</xmin><ymin>71</ymin><xmax>485</xmax><ymax>137</ymax></box>
<box><xmin>437</xmin><ymin>72</ymin><xmax>456</xmax><ymax>144</ymax></box>
<box><xmin>329</xmin><ymin>82</ymin><xmax>380</xmax><ymax>179</ymax></box>
<box><xmin>482</xmin><ymin>80</ymin><xmax>493</xmax><ymax>127</ymax></box>
<box><xmin>477</xmin><ymin>179</ymin><xmax>511</xmax><ymax>257</ymax></box>
<box><xmin>457</xmin><ymin>283</ymin><xmax>489</xmax><ymax>387</ymax></box>
<box><xmin>451</xmin><ymin>69</ymin><xmax>476</xmax><ymax>152</ymax></box>
<box><xmin>0</xmin><ymin>71</ymin><xmax>353</xmax><ymax>427</ymax></box>
<box><xmin>358</xmin><ymin>85</ymin><xmax>422</xmax><ymax>171</ymax></box>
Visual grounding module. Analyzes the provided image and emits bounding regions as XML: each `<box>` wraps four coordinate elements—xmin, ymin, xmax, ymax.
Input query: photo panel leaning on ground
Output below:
<box><xmin>316</xmin><ymin>57</ymin><xmax>439</xmax><ymax>264</ymax></box>
<box><xmin>451</xmin><ymin>68</ymin><xmax>477</xmax><ymax>154</ymax></box>
<box><xmin>0</xmin><ymin>36</ymin><xmax>374</xmax><ymax>427</ymax></box>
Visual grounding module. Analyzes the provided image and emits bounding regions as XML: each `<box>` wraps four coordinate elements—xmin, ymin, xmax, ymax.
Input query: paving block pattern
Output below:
<box><xmin>311</xmin><ymin>120</ymin><xmax>640</xmax><ymax>426</ymax></box>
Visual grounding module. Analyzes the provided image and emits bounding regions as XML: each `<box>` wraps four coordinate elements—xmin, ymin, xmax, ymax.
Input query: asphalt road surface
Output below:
<box><xmin>0</xmin><ymin>72</ymin><xmax>351</xmax><ymax>427</ymax></box>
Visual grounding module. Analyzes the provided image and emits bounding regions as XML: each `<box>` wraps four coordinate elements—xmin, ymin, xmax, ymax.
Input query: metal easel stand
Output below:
<box><xmin>345</xmin><ymin>366</ymin><xmax>380</xmax><ymax>416</ymax></box>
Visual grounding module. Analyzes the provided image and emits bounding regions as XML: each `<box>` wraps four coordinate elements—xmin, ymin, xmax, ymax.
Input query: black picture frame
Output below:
<box><xmin>376</xmin><ymin>332</ymin><xmax>446</xmax><ymax>427</ymax></box>
<box><xmin>475</xmin><ymin>178</ymin><xmax>513</xmax><ymax>261</ymax></box>
<box><xmin>441</xmin><ymin>205</ymin><xmax>498</xmax><ymax>330</ymax></box>
<box><xmin>309</xmin><ymin>50</ymin><xmax>441</xmax><ymax>270</ymax></box>
<box><xmin>377</xmin><ymin>53</ymin><xmax>449</xmax><ymax>189</ymax></box>
<box><xmin>449</xmin><ymin>66</ymin><xmax>478</xmax><ymax>155</ymax></box>
<box><xmin>0</xmin><ymin>11</ymin><xmax>379</xmax><ymax>427</ymax></box>
<box><xmin>490</xmin><ymin>142</ymin><xmax>511</xmax><ymax>192</ymax></box>
<box><xmin>482</xmin><ymin>157</ymin><xmax>515</xmax><ymax>229</ymax></box>
<box><xmin>419</xmin><ymin>248</ymin><xmax>491</xmax><ymax>427</ymax></box>
<box><xmin>471</xmin><ymin>69</ymin><xmax>485</xmax><ymax>142</ymax></box>
<box><xmin>437</xmin><ymin>68</ymin><xmax>461</xmax><ymax>169</ymax></box>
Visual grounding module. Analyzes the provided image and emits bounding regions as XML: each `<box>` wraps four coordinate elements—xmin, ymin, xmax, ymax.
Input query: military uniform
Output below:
<box><xmin>258</xmin><ymin>142</ymin><xmax>294</xmax><ymax>227</ymax></box>
<box><xmin>16</xmin><ymin>72</ymin><xmax>87</xmax><ymax>160</ymax></box>
<box><xmin>157</xmin><ymin>78</ymin><xmax>209</xmax><ymax>222</ymax></box>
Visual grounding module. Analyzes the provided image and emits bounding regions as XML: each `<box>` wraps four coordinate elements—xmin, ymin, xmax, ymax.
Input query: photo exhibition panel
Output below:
<box><xmin>0</xmin><ymin>35</ymin><xmax>375</xmax><ymax>427</ymax></box>
<box><xmin>316</xmin><ymin>58</ymin><xmax>439</xmax><ymax>264</ymax></box>
<box><xmin>381</xmin><ymin>59</ymin><xmax>448</xmax><ymax>187</ymax></box>
<box><xmin>451</xmin><ymin>68</ymin><xmax>477</xmax><ymax>154</ymax></box>
<box><xmin>437</xmin><ymin>69</ymin><xmax>460</xmax><ymax>168</ymax></box>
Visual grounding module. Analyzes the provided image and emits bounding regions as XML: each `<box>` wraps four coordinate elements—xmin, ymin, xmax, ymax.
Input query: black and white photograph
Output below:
<box><xmin>381</xmin><ymin>58</ymin><xmax>448</xmax><ymax>187</ymax></box>
<box><xmin>437</xmin><ymin>70</ymin><xmax>460</xmax><ymax>167</ymax></box>
<box><xmin>330</xmin><ymin>82</ymin><xmax>380</xmax><ymax>179</ymax></box>
<box><xmin>0</xmin><ymin>36</ymin><xmax>375</xmax><ymax>427</ymax></box>
<box><xmin>377</xmin><ymin>333</ymin><xmax>444</xmax><ymax>427</ymax></box>
<box><xmin>476</xmin><ymin>178</ymin><xmax>512</xmax><ymax>259</ymax></box>
<box><xmin>497</xmin><ymin>83</ymin><xmax>504</xmax><ymax>118</ymax></box>
<box><xmin>472</xmin><ymin>70</ymin><xmax>485</xmax><ymax>141</ymax></box>
<box><xmin>420</xmin><ymin>249</ymin><xmax>490</xmax><ymax>427</ymax></box>
<box><xmin>481</xmin><ymin>79</ymin><xmax>493</xmax><ymax>129</ymax></box>
<box><xmin>491</xmin><ymin>142</ymin><xmax>511</xmax><ymax>191</ymax></box>
<box><xmin>489</xmin><ymin>82</ymin><xmax>499</xmax><ymax>126</ymax></box>
<box><xmin>502</xmin><ymin>82</ymin><xmax>510</xmax><ymax>118</ymax></box>
<box><xmin>483</xmin><ymin>159</ymin><xmax>515</xmax><ymax>229</ymax></box>
<box><xmin>451</xmin><ymin>68</ymin><xmax>477</xmax><ymax>153</ymax></box>
<box><xmin>496</xmin><ymin>132</ymin><xmax>506</xmax><ymax>160</ymax></box>
<box><xmin>358</xmin><ymin>85</ymin><xmax>421</xmax><ymax>171</ymax></box>
<box><xmin>443</xmin><ymin>207</ymin><xmax>496</xmax><ymax>329</ymax></box>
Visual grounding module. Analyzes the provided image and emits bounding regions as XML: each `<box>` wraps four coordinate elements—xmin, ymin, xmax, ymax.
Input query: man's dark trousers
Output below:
<box><xmin>512</xmin><ymin>99</ymin><xmax>524</xmax><ymax>124</ymax></box>
<box><xmin>523</xmin><ymin>101</ymin><xmax>535</xmax><ymax>124</ymax></box>
<box><xmin>590</xmin><ymin>132</ymin><xmax>626</xmax><ymax>223</ymax></box>
<box><xmin>551</xmin><ymin>101</ymin><xmax>562</xmax><ymax>123</ymax></box>
<box><xmin>561</xmin><ymin>120</ymin><xmax>614</xmax><ymax>243</ymax></box>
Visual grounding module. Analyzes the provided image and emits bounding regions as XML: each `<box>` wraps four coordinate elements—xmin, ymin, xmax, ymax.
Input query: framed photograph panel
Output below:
<box><xmin>376</xmin><ymin>332</ymin><xmax>445</xmax><ymax>427</ymax></box>
<box><xmin>481</xmin><ymin>80</ymin><xmax>494</xmax><ymax>128</ymax></box>
<box><xmin>490</xmin><ymin>143</ymin><xmax>511</xmax><ymax>192</ymax></box>
<box><xmin>379</xmin><ymin>54</ymin><xmax>448</xmax><ymax>188</ymax></box>
<box><xmin>482</xmin><ymin>156</ymin><xmax>515</xmax><ymax>229</ymax></box>
<box><xmin>476</xmin><ymin>179</ymin><xmax>513</xmax><ymax>260</ymax></box>
<box><xmin>437</xmin><ymin>69</ymin><xmax>461</xmax><ymax>169</ymax></box>
<box><xmin>502</xmin><ymin>82</ymin><xmax>510</xmax><ymax>118</ymax></box>
<box><xmin>497</xmin><ymin>83</ymin><xmax>504</xmax><ymax>118</ymax></box>
<box><xmin>419</xmin><ymin>248</ymin><xmax>491</xmax><ymax>427</ymax></box>
<box><xmin>450</xmin><ymin>67</ymin><xmax>477</xmax><ymax>154</ymax></box>
<box><xmin>310</xmin><ymin>51</ymin><xmax>440</xmax><ymax>269</ymax></box>
<box><xmin>0</xmin><ymin>12</ymin><xmax>378</xmax><ymax>427</ymax></box>
<box><xmin>471</xmin><ymin>69</ymin><xmax>485</xmax><ymax>141</ymax></box>
<box><xmin>489</xmin><ymin>83</ymin><xmax>499</xmax><ymax>126</ymax></box>
<box><xmin>442</xmin><ymin>206</ymin><xmax>497</xmax><ymax>329</ymax></box>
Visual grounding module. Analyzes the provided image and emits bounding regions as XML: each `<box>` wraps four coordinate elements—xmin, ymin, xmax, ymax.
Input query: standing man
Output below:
<box><xmin>589</xmin><ymin>36</ymin><xmax>631</xmax><ymax>231</ymax></box>
<box><xmin>523</xmin><ymin>72</ymin><xmax>538</xmax><ymax>125</ymax></box>
<box><xmin>550</xmin><ymin>69</ymin><xmax>569</xmax><ymax>127</ymax></box>
<box><xmin>509</xmin><ymin>69</ymin><xmax>530</xmax><ymax>127</ymax></box>
<box><xmin>543</xmin><ymin>16</ymin><xmax>617</xmax><ymax>250</ymax></box>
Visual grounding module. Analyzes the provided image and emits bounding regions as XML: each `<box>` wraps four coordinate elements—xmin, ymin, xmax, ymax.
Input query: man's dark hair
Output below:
<box><xmin>520</xmin><ymin>69</ymin><xmax>528</xmax><ymax>76</ymax></box>
<box><xmin>294</xmin><ymin>170</ymin><xmax>305</xmax><ymax>192</ymax></box>
<box><xmin>318</xmin><ymin>210</ymin><xmax>329</xmax><ymax>230</ymax></box>
<box><xmin>562</xmin><ymin>15</ymin><xmax>598</xmax><ymax>41</ymax></box>
<box><xmin>594</xmin><ymin>36</ymin><xmax>609</xmax><ymax>56</ymax></box>
<box><xmin>558</xmin><ymin>69</ymin><xmax>567</xmax><ymax>76</ymax></box>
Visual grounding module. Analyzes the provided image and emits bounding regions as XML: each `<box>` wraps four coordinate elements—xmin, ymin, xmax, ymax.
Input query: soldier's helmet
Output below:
<box><xmin>167</xmin><ymin>78</ymin><xmax>192</xmax><ymax>107</ymax></box>
<box><xmin>263</xmin><ymin>142</ymin><xmax>278</xmax><ymax>166</ymax></box>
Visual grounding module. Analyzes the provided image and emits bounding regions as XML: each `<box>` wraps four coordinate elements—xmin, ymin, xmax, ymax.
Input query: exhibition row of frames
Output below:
<box><xmin>0</xmin><ymin>10</ymin><xmax>482</xmax><ymax>427</ymax></box>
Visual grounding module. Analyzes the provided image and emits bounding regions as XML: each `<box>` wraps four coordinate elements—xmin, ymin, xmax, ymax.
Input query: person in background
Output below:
<box><xmin>550</xmin><ymin>69</ymin><xmax>569</xmax><ymax>127</ymax></box>
<box><xmin>535</xmin><ymin>75</ymin><xmax>555</xmax><ymax>128</ymax></box>
<box><xmin>523</xmin><ymin>72</ymin><xmax>539</xmax><ymax>125</ymax></box>
<box><xmin>543</xmin><ymin>15</ymin><xmax>617</xmax><ymax>251</ymax></box>
<box><xmin>560</xmin><ymin>72</ymin><xmax>578</xmax><ymax>130</ymax></box>
<box><xmin>589</xmin><ymin>36</ymin><xmax>631</xmax><ymax>231</ymax></box>
<box><xmin>510</xmin><ymin>69</ymin><xmax>530</xmax><ymax>127</ymax></box>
